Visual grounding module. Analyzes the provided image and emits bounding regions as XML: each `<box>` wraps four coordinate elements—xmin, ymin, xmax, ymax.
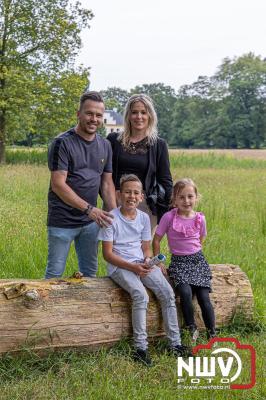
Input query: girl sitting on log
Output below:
<box><xmin>98</xmin><ymin>174</ymin><xmax>191</xmax><ymax>366</ymax></box>
<box><xmin>153</xmin><ymin>178</ymin><xmax>216</xmax><ymax>342</ymax></box>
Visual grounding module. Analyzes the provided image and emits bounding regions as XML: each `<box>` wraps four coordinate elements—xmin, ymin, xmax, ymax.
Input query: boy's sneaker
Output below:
<box><xmin>207</xmin><ymin>329</ymin><xmax>217</xmax><ymax>340</ymax></box>
<box><xmin>170</xmin><ymin>345</ymin><xmax>193</xmax><ymax>358</ymax></box>
<box><xmin>207</xmin><ymin>329</ymin><xmax>218</xmax><ymax>347</ymax></box>
<box><xmin>133</xmin><ymin>349</ymin><xmax>153</xmax><ymax>367</ymax></box>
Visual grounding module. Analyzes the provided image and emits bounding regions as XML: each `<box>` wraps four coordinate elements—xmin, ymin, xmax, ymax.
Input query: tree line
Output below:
<box><xmin>1</xmin><ymin>1</ymin><xmax>266</xmax><ymax>164</ymax></box>
<box><xmin>101</xmin><ymin>54</ymin><xmax>266</xmax><ymax>149</ymax></box>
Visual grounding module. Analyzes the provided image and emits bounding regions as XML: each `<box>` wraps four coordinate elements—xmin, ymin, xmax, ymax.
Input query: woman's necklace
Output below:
<box><xmin>130</xmin><ymin>142</ymin><xmax>136</xmax><ymax>151</ymax></box>
<box><xmin>126</xmin><ymin>137</ymin><xmax>149</xmax><ymax>155</ymax></box>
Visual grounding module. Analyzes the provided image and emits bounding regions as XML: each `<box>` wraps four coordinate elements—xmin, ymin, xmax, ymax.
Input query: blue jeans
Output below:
<box><xmin>111</xmin><ymin>266</ymin><xmax>181</xmax><ymax>350</ymax></box>
<box><xmin>45</xmin><ymin>223</ymin><xmax>100</xmax><ymax>279</ymax></box>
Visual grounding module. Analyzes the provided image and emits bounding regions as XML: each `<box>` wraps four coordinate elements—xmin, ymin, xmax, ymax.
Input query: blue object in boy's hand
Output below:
<box><xmin>148</xmin><ymin>254</ymin><xmax>166</xmax><ymax>267</ymax></box>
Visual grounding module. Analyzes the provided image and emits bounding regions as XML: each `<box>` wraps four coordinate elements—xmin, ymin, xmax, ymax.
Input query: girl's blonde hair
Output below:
<box><xmin>171</xmin><ymin>178</ymin><xmax>201</xmax><ymax>208</ymax></box>
<box><xmin>119</xmin><ymin>94</ymin><xmax>158</xmax><ymax>147</ymax></box>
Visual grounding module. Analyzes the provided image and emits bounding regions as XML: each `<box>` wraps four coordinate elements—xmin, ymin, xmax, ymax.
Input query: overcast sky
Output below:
<box><xmin>77</xmin><ymin>0</ymin><xmax>266</xmax><ymax>92</ymax></box>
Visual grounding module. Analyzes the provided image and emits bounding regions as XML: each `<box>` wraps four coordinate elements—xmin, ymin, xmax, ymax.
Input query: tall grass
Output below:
<box><xmin>0</xmin><ymin>162</ymin><xmax>265</xmax><ymax>399</ymax></box>
<box><xmin>0</xmin><ymin>332</ymin><xmax>264</xmax><ymax>400</ymax></box>
<box><xmin>6</xmin><ymin>146</ymin><xmax>266</xmax><ymax>169</ymax></box>
<box><xmin>170</xmin><ymin>151</ymin><xmax>266</xmax><ymax>169</ymax></box>
<box><xmin>6</xmin><ymin>147</ymin><xmax>48</xmax><ymax>164</ymax></box>
<box><xmin>0</xmin><ymin>333</ymin><xmax>265</xmax><ymax>399</ymax></box>
<box><xmin>0</xmin><ymin>164</ymin><xmax>265</xmax><ymax>315</ymax></box>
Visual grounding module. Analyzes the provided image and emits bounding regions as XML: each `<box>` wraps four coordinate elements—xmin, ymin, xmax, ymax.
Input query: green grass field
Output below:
<box><xmin>0</xmin><ymin>155</ymin><xmax>265</xmax><ymax>399</ymax></box>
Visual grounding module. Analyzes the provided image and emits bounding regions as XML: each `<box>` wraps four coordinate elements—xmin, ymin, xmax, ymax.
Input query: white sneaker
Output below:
<box><xmin>188</xmin><ymin>326</ymin><xmax>199</xmax><ymax>343</ymax></box>
<box><xmin>191</xmin><ymin>328</ymin><xmax>199</xmax><ymax>342</ymax></box>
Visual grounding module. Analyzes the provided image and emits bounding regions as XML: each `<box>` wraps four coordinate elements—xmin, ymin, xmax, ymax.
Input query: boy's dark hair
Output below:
<box><xmin>79</xmin><ymin>91</ymin><xmax>104</xmax><ymax>110</ymax></box>
<box><xmin>120</xmin><ymin>174</ymin><xmax>143</xmax><ymax>191</ymax></box>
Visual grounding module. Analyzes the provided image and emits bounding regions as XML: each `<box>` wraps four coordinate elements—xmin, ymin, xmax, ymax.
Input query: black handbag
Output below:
<box><xmin>147</xmin><ymin>140</ymin><xmax>167</xmax><ymax>208</ymax></box>
<box><xmin>148</xmin><ymin>179</ymin><xmax>166</xmax><ymax>207</ymax></box>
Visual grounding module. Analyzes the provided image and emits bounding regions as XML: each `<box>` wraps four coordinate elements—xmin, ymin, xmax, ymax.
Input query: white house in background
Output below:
<box><xmin>104</xmin><ymin>109</ymin><xmax>123</xmax><ymax>135</ymax></box>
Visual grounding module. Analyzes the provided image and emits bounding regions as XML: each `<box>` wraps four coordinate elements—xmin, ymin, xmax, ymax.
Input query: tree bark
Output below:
<box><xmin>0</xmin><ymin>107</ymin><xmax>6</xmax><ymax>164</ymax></box>
<box><xmin>0</xmin><ymin>264</ymin><xmax>253</xmax><ymax>355</ymax></box>
<box><xmin>0</xmin><ymin>140</ymin><xmax>5</xmax><ymax>164</ymax></box>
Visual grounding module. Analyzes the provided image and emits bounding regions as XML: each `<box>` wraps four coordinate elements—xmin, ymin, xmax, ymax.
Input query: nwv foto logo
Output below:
<box><xmin>177</xmin><ymin>337</ymin><xmax>256</xmax><ymax>389</ymax></box>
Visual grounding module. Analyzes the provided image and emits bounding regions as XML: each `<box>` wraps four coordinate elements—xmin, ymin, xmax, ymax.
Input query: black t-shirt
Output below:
<box><xmin>47</xmin><ymin>128</ymin><xmax>112</xmax><ymax>228</ymax></box>
<box><xmin>115</xmin><ymin>151</ymin><xmax>149</xmax><ymax>191</ymax></box>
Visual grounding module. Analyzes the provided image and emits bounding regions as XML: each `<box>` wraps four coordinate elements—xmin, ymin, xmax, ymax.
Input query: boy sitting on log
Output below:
<box><xmin>98</xmin><ymin>174</ymin><xmax>191</xmax><ymax>366</ymax></box>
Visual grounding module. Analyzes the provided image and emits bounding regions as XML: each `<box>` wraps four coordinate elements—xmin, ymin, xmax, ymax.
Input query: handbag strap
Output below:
<box><xmin>154</xmin><ymin>139</ymin><xmax>160</xmax><ymax>186</ymax></box>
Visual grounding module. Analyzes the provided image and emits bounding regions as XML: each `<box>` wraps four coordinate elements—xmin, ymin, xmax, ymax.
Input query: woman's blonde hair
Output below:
<box><xmin>171</xmin><ymin>178</ymin><xmax>201</xmax><ymax>208</ymax></box>
<box><xmin>119</xmin><ymin>94</ymin><xmax>158</xmax><ymax>147</ymax></box>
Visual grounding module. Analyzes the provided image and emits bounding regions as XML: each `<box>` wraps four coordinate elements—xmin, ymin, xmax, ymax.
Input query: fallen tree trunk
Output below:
<box><xmin>0</xmin><ymin>264</ymin><xmax>253</xmax><ymax>355</ymax></box>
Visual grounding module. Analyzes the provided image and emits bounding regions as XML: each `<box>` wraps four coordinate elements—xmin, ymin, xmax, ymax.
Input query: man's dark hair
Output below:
<box><xmin>79</xmin><ymin>91</ymin><xmax>104</xmax><ymax>110</ymax></box>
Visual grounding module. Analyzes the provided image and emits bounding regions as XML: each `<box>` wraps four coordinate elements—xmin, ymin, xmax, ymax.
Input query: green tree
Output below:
<box><xmin>2</xmin><ymin>66</ymin><xmax>89</xmax><ymax>145</ymax></box>
<box><xmin>171</xmin><ymin>78</ymin><xmax>217</xmax><ymax>147</ymax></box>
<box><xmin>170</xmin><ymin>54</ymin><xmax>266</xmax><ymax>148</ymax></box>
<box><xmin>214</xmin><ymin>53</ymin><xmax>266</xmax><ymax>148</ymax></box>
<box><xmin>0</xmin><ymin>0</ymin><xmax>93</xmax><ymax>161</ymax></box>
<box><xmin>100</xmin><ymin>87</ymin><xmax>129</xmax><ymax>113</ymax></box>
<box><xmin>33</xmin><ymin>67</ymin><xmax>90</xmax><ymax>143</ymax></box>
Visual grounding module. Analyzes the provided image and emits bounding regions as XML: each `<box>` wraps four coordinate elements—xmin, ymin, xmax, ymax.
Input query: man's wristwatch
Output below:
<box><xmin>83</xmin><ymin>204</ymin><xmax>93</xmax><ymax>217</ymax></box>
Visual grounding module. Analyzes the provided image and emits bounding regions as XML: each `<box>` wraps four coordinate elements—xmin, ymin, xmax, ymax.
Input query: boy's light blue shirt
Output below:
<box><xmin>98</xmin><ymin>207</ymin><xmax>151</xmax><ymax>276</ymax></box>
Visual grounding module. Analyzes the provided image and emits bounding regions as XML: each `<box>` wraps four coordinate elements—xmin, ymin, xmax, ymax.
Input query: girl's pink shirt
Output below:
<box><xmin>155</xmin><ymin>208</ymin><xmax>207</xmax><ymax>256</ymax></box>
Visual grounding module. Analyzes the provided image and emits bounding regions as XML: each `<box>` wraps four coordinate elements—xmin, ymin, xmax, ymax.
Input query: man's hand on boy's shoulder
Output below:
<box><xmin>89</xmin><ymin>207</ymin><xmax>114</xmax><ymax>227</ymax></box>
<box><xmin>133</xmin><ymin>262</ymin><xmax>151</xmax><ymax>277</ymax></box>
